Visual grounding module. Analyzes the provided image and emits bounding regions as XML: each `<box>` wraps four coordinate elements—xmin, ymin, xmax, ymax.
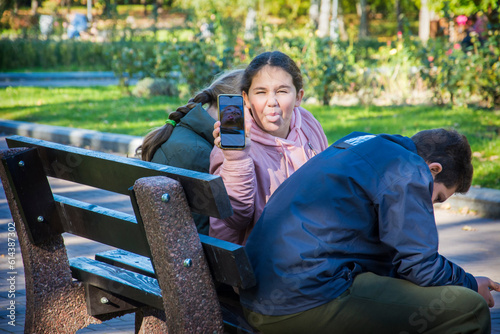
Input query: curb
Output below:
<box><xmin>441</xmin><ymin>187</ymin><xmax>500</xmax><ymax>219</ymax></box>
<box><xmin>0</xmin><ymin>119</ymin><xmax>499</xmax><ymax>218</ymax></box>
<box><xmin>0</xmin><ymin>119</ymin><xmax>142</xmax><ymax>157</ymax></box>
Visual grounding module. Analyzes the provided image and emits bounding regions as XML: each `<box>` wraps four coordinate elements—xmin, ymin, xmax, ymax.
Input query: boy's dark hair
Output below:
<box><xmin>411</xmin><ymin>128</ymin><xmax>473</xmax><ymax>194</ymax></box>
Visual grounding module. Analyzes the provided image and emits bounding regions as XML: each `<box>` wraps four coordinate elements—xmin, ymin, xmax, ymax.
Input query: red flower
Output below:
<box><xmin>456</xmin><ymin>15</ymin><xmax>468</xmax><ymax>26</ymax></box>
<box><xmin>428</xmin><ymin>56</ymin><xmax>434</xmax><ymax>62</ymax></box>
<box><xmin>446</xmin><ymin>49</ymin><xmax>453</xmax><ymax>56</ymax></box>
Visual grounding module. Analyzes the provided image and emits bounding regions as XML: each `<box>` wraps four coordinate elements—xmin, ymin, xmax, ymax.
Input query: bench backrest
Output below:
<box><xmin>2</xmin><ymin>135</ymin><xmax>255</xmax><ymax>289</ymax></box>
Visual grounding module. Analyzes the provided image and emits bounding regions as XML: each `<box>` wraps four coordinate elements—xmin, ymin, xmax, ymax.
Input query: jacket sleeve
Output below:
<box><xmin>209</xmin><ymin>146</ymin><xmax>256</xmax><ymax>231</ymax></box>
<box><xmin>376</xmin><ymin>167</ymin><xmax>478</xmax><ymax>291</ymax></box>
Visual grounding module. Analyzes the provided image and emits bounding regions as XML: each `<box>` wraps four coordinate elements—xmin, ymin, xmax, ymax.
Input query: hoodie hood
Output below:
<box><xmin>249</xmin><ymin>106</ymin><xmax>303</xmax><ymax>147</ymax></box>
<box><xmin>178</xmin><ymin>103</ymin><xmax>215</xmax><ymax>145</ymax></box>
<box><xmin>250</xmin><ymin>106</ymin><xmax>316</xmax><ymax>177</ymax></box>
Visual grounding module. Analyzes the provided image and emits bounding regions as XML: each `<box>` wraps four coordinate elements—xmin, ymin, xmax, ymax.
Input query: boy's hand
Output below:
<box><xmin>476</xmin><ymin>276</ymin><xmax>500</xmax><ymax>307</ymax></box>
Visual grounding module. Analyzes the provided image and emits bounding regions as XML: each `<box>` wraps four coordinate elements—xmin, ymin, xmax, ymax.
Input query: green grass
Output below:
<box><xmin>0</xmin><ymin>86</ymin><xmax>182</xmax><ymax>136</ymax></box>
<box><xmin>308</xmin><ymin>104</ymin><xmax>500</xmax><ymax>190</ymax></box>
<box><xmin>1</xmin><ymin>86</ymin><xmax>499</xmax><ymax>190</ymax></box>
<box><xmin>3</xmin><ymin>65</ymin><xmax>110</xmax><ymax>73</ymax></box>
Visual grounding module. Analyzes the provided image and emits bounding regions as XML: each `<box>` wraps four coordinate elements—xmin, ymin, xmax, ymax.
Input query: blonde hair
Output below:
<box><xmin>138</xmin><ymin>69</ymin><xmax>244</xmax><ymax>161</ymax></box>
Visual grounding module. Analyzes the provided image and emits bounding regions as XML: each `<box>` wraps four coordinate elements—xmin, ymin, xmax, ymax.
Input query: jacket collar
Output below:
<box><xmin>178</xmin><ymin>103</ymin><xmax>215</xmax><ymax>145</ymax></box>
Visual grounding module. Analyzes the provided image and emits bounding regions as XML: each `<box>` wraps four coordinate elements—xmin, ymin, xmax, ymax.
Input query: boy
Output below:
<box><xmin>241</xmin><ymin>129</ymin><xmax>499</xmax><ymax>333</ymax></box>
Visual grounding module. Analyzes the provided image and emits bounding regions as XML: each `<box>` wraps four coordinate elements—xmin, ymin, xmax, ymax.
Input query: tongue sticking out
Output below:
<box><xmin>266</xmin><ymin>114</ymin><xmax>280</xmax><ymax>122</ymax></box>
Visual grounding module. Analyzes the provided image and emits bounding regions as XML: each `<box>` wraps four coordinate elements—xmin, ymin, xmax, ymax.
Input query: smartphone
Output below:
<box><xmin>218</xmin><ymin>94</ymin><xmax>246</xmax><ymax>150</ymax></box>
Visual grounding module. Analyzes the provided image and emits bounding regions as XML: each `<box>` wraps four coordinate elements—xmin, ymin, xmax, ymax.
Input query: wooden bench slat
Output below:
<box><xmin>95</xmin><ymin>249</ymin><xmax>155</xmax><ymax>278</ymax></box>
<box><xmin>91</xmin><ymin>250</ymin><xmax>256</xmax><ymax>333</ymax></box>
<box><xmin>69</xmin><ymin>257</ymin><xmax>164</xmax><ymax>310</ymax></box>
<box><xmin>220</xmin><ymin>304</ymin><xmax>256</xmax><ymax>334</ymax></box>
<box><xmin>96</xmin><ymin>236</ymin><xmax>257</xmax><ymax>289</ymax></box>
<box><xmin>55</xmin><ymin>195</ymin><xmax>151</xmax><ymax>257</ymax></box>
<box><xmin>6</xmin><ymin>135</ymin><xmax>232</xmax><ymax>219</ymax></box>
<box><xmin>200</xmin><ymin>234</ymin><xmax>256</xmax><ymax>289</ymax></box>
<box><xmin>0</xmin><ymin>147</ymin><xmax>63</xmax><ymax>244</ymax></box>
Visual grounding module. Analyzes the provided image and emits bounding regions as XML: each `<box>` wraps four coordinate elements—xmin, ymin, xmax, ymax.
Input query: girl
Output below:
<box><xmin>138</xmin><ymin>69</ymin><xmax>244</xmax><ymax>234</ymax></box>
<box><xmin>210</xmin><ymin>51</ymin><xmax>328</xmax><ymax>245</ymax></box>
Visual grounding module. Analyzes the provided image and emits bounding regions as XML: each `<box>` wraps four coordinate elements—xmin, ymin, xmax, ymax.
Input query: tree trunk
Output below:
<box><xmin>309</xmin><ymin>0</ymin><xmax>319</xmax><ymax>29</ymax></box>
<box><xmin>419</xmin><ymin>0</ymin><xmax>430</xmax><ymax>44</ymax></box>
<box><xmin>153</xmin><ymin>0</ymin><xmax>159</xmax><ymax>39</ymax></box>
<box><xmin>31</xmin><ymin>0</ymin><xmax>38</xmax><ymax>16</ymax></box>
<box><xmin>358</xmin><ymin>0</ymin><xmax>369</xmax><ymax>39</ymax></box>
<box><xmin>318</xmin><ymin>0</ymin><xmax>331</xmax><ymax>38</ymax></box>
<box><xmin>244</xmin><ymin>7</ymin><xmax>257</xmax><ymax>40</ymax></box>
<box><xmin>338</xmin><ymin>1</ymin><xmax>347</xmax><ymax>41</ymax></box>
<box><xmin>103</xmin><ymin>0</ymin><xmax>112</xmax><ymax>18</ymax></box>
<box><xmin>87</xmin><ymin>0</ymin><xmax>92</xmax><ymax>22</ymax></box>
<box><xmin>449</xmin><ymin>17</ymin><xmax>457</xmax><ymax>42</ymax></box>
<box><xmin>329</xmin><ymin>0</ymin><xmax>339</xmax><ymax>41</ymax></box>
<box><xmin>396</xmin><ymin>0</ymin><xmax>402</xmax><ymax>33</ymax></box>
<box><xmin>142</xmin><ymin>0</ymin><xmax>148</xmax><ymax>16</ymax></box>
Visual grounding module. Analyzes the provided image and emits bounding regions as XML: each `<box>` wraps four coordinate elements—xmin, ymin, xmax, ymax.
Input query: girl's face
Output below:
<box><xmin>221</xmin><ymin>106</ymin><xmax>242</xmax><ymax>126</ymax></box>
<box><xmin>242</xmin><ymin>65</ymin><xmax>304</xmax><ymax>138</ymax></box>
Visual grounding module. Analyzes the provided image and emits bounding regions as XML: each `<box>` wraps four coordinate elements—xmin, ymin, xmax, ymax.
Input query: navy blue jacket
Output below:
<box><xmin>240</xmin><ymin>132</ymin><xmax>478</xmax><ymax>316</ymax></box>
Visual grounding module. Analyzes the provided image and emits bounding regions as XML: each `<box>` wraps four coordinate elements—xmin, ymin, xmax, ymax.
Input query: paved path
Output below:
<box><xmin>0</xmin><ymin>136</ymin><xmax>499</xmax><ymax>333</ymax></box>
<box><xmin>0</xmin><ymin>136</ymin><xmax>135</xmax><ymax>333</ymax></box>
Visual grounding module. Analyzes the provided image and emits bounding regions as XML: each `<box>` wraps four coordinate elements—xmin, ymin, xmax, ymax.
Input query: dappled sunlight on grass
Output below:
<box><xmin>305</xmin><ymin>103</ymin><xmax>500</xmax><ymax>189</ymax></box>
<box><xmin>0</xmin><ymin>86</ymin><xmax>182</xmax><ymax>136</ymax></box>
<box><xmin>1</xmin><ymin>86</ymin><xmax>499</xmax><ymax>189</ymax></box>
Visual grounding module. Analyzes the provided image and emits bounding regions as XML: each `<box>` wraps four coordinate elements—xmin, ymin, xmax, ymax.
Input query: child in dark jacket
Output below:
<box><xmin>241</xmin><ymin>128</ymin><xmax>499</xmax><ymax>334</ymax></box>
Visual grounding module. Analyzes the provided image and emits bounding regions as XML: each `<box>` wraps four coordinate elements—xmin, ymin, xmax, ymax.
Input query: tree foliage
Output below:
<box><xmin>426</xmin><ymin>0</ymin><xmax>498</xmax><ymax>16</ymax></box>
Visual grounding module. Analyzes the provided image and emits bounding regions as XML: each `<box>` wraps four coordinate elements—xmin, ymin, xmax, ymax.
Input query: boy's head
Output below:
<box><xmin>411</xmin><ymin>128</ymin><xmax>473</xmax><ymax>195</ymax></box>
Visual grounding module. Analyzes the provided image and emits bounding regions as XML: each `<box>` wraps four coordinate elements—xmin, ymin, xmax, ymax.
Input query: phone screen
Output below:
<box><xmin>218</xmin><ymin>94</ymin><xmax>245</xmax><ymax>149</ymax></box>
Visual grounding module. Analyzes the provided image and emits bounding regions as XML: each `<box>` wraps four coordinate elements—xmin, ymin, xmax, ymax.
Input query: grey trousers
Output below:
<box><xmin>244</xmin><ymin>272</ymin><xmax>490</xmax><ymax>334</ymax></box>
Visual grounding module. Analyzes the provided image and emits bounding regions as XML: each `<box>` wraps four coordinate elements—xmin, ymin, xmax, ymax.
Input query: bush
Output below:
<box><xmin>150</xmin><ymin>42</ymin><xmax>181</xmax><ymax>79</ymax></box>
<box><xmin>176</xmin><ymin>41</ymin><xmax>222</xmax><ymax>96</ymax></box>
<box><xmin>302</xmin><ymin>38</ymin><xmax>358</xmax><ymax>105</ymax></box>
<box><xmin>110</xmin><ymin>45</ymin><xmax>148</xmax><ymax>94</ymax></box>
<box><xmin>419</xmin><ymin>33</ymin><xmax>500</xmax><ymax>108</ymax></box>
<box><xmin>0</xmin><ymin>39</ymin><xmax>111</xmax><ymax>70</ymax></box>
<box><xmin>132</xmin><ymin>77</ymin><xmax>179</xmax><ymax>98</ymax></box>
<box><xmin>1</xmin><ymin>29</ymin><xmax>499</xmax><ymax>108</ymax></box>
<box><xmin>474</xmin><ymin>32</ymin><xmax>500</xmax><ymax>107</ymax></box>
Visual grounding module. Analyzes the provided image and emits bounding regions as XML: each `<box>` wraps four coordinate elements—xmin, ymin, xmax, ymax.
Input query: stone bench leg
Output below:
<box><xmin>0</xmin><ymin>148</ymin><xmax>102</xmax><ymax>333</ymax></box>
<box><xmin>135</xmin><ymin>307</ymin><xmax>168</xmax><ymax>334</ymax></box>
<box><xmin>133</xmin><ymin>176</ymin><xmax>224</xmax><ymax>333</ymax></box>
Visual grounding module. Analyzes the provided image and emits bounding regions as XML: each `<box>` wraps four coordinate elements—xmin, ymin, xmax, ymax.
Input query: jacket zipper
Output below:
<box><xmin>308</xmin><ymin>142</ymin><xmax>318</xmax><ymax>156</ymax></box>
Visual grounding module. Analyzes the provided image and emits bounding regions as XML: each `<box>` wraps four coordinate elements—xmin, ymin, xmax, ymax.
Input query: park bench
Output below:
<box><xmin>0</xmin><ymin>135</ymin><xmax>257</xmax><ymax>333</ymax></box>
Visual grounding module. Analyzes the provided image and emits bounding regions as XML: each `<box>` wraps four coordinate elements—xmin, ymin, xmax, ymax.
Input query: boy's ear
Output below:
<box><xmin>428</xmin><ymin>162</ymin><xmax>443</xmax><ymax>178</ymax></box>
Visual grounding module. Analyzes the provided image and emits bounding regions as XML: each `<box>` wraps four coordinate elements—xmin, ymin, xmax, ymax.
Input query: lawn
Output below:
<box><xmin>1</xmin><ymin>86</ymin><xmax>499</xmax><ymax>190</ymax></box>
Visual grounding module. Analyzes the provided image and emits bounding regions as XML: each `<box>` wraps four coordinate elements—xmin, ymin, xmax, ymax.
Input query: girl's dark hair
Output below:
<box><xmin>138</xmin><ymin>69</ymin><xmax>244</xmax><ymax>161</ymax></box>
<box><xmin>411</xmin><ymin>128</ymin><xmax>473</xmax><ymax>194</ymax></box>
<box><xmin>241</xmin><ymin>51</ymin><xmax>303</xmax><ymax>95</ymax></box>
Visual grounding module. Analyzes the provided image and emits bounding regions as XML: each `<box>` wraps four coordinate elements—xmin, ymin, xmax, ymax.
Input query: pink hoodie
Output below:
<box><xmin>209</xmin><ymin>106</ymin><xmax>328</xmax><ymax>245</ymax></box>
